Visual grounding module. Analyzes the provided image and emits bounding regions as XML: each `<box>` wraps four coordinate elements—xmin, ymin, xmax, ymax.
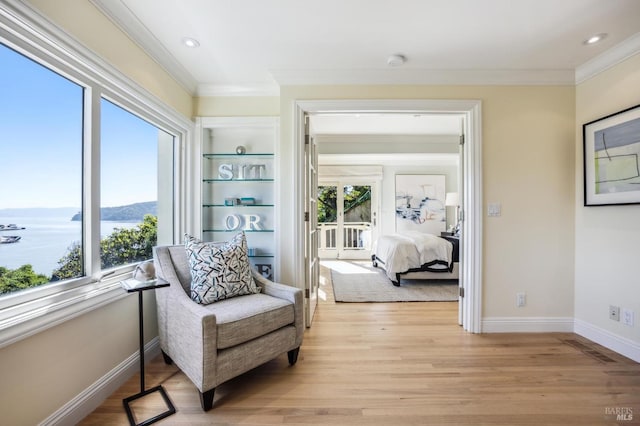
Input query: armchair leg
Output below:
<box><xmin>288</xmin><ymin>347</ymin><xmax>300</xmax><ymax>365</ymax></box>
<box><xmin>200</xmin><ymin>388</ymin><xmax>215</xmax><ymax>411</ymax></box>
<box><xmin>161</xmin><ymin>350</ymin><xmax>173</xmax><ymax>365</ymax></box>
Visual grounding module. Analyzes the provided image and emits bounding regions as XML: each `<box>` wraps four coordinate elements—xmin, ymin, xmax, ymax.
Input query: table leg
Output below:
<box><xmin>138</xmin><ymin>290</ymin><xmax>145</xmax><ymax>392</ymax></box>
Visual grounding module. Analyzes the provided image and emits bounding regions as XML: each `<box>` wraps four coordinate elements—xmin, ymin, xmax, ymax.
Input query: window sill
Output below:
<box><xmin>0</xmin><ymin>277</ymin><xmax>129</xmax><ymax>349</ymax></box>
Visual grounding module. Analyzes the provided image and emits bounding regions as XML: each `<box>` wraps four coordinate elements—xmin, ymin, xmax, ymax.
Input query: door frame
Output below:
<box><xmin>293</xmin><ymin>99</ymin><xmax>482</xmax><ymax>333</ymax></box>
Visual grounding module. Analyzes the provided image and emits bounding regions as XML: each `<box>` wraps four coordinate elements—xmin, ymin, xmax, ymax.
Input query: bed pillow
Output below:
<box><xmin>185</xmin><ymin>232</ymin><xmax>260</xmax><ymax>304</ymax></box>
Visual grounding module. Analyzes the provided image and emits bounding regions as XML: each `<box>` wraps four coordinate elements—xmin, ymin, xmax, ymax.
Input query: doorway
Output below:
<box><xmin>294</xmin><ymin>99</ymin><xmax>482</xmax><ymax>332</ymax></box>
<box><xmin>318</xmin><ymin>181</ymin><xmax>378</xmax><ymax>260</ymax></box>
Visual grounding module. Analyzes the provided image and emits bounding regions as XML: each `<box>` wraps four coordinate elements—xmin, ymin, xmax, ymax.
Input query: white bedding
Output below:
<box><xmin>372</xmin><ymin>232</ymin><xmax>454</xmax><ymax>283</ymax></box>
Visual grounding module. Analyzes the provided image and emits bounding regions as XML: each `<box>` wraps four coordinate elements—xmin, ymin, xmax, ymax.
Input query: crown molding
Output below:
<box><xmin>270</xmin><ymin>68</ymin><xmax>576</xmax><ymax>87</ymax></box>
<box><xmin>575</xmin><ymin>32</ymin><xmax>640</xmax><ymax>84</ymax></box>
<box><xmin>196</xmin><ymin>83</ymin><xmax>280</xmax><ymax>97</ymax></box>
<box><xmin>90</xmin><ymin>0</ymin><xmax>198</xmax><ymax>94</ymax></box>
<box><xmin>196</xmin><ymin>69</ymin><xmax>575</xmax><ymax>97</ymax></box>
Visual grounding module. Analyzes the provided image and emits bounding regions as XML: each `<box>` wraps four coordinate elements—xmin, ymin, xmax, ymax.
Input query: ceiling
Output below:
<box><xmin>91</xmin><ymin>0</ymin><xmax>640</xmax><ymax>96</ymax></box>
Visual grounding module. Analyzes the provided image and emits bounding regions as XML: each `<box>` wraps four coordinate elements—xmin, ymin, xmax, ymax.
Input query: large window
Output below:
<box><xmin>0</xmin><ymin>3</ymin><xmax>190</xmax><ymax>344</ymax></box>
<box><xmin>100</xmin><ymin>99</ymin><xmax>170</xmax><ymax>271</ymax></box>
<box><xmin>0</xmin><ymin>43</ymin><xmax>176</xmax><ymax>294</ymax></box>
<box><xmin>0</xmin><ymin>43</ymin><xmax>84</xmax><ymax>292</ymax></box>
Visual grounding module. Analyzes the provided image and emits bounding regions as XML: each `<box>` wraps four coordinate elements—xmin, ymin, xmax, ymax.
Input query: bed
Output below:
<box><xmin>372</xmin><ymin>231</ymin><xmax>459</xmax><ymax>286</ymax></box>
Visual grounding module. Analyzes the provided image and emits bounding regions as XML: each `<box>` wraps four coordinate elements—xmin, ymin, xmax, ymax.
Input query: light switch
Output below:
<box><xmin>488</xmin><ymin>203</ymin><xmax>501</xmax><ymax>217</ymax></box>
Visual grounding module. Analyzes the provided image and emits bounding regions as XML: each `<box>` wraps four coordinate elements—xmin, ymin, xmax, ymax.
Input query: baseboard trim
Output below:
<box><xmin>39</xmin><ymin>337</ymin><xmax>161</xmax><ymax>426</ymax></box>
<box><xmin>482</xmin><ymin>316</ymin><xmax>574</xmax><ymax>333</ymax></box>
<box><xmin>574</xmin><ymin>319</ymin><xmax>640</xmax><ymax>363</ymax></box>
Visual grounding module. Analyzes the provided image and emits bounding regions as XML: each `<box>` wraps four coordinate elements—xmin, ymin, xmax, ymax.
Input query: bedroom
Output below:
<box><xmin>310</xmin><ymin>112</ymin><xmax>463</xmax><ymax>303</ymax></box>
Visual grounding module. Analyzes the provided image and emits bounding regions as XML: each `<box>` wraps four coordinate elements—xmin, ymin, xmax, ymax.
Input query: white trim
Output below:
<box><xmin>461</xmin><ymin>102</ymin><xmax>483</xmax><ymax>333</ymax></box>
<box><xmin>39</xmin><ymin>337</ymin><xmax>161</xmax><ymax>426</ymax></box>
<box><xmin>273</xmin><ymin>68</ymin><xmax>575</xmax><ymax>87</ymax></box>
<box><xmin>319</xmin><ymin>153</ymin><xmax>459</xmax><ymax>167</ymax></box>
<box><xmin>574</xmin><ymin>319</ymin><xmax>640</xmax><ymax>363</ymax></box>
<box><xmin>197</xmin><ymin>83</ymin><xmax>280</xmax><ymax>97</ymax></box>
<box><xmin>482</xmin><ymin>317</ymin><xmax>575</xmax><ymax>333</ymax></box>
<box><xmin>196</xmin><ymin>68</ymin><xmax>575</xmax><ymax>97</ymax></box>
<box><xmin>293</xmin><ymin>99</ymin><xmax>482</xmax><ymax>333</ymax></box>
<box><xmin>0</xmin><ymin>280</ymin><xmax>127</xmax><ymax>349</ymax></box>
<box><xmin>575</xmin><ymin>32</ymin><xmax>640</xmax><ymax>84</ymax></box>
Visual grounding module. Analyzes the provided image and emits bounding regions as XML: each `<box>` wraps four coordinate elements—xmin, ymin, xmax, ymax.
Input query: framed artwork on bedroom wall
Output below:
<box><xmin>395</xmin><ymin>174</ymin><xmax>446</xmax><ymax>234</ymax></box>
<box><xmin>583</xmin><ymin>103</ymin><xmax>640</xmax><ymax>206</ymax></box>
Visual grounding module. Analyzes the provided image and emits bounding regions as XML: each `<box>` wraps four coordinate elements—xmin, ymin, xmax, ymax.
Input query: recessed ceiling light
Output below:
<box><xmin>182</xmin><ymin>37</ymin><xmax>200</xmax><ymax>48</ymax></box>
<box><xmin>387</xmin><ymin>54</ymin><xmax>406</xmax><ymax>67</ymax></box>
<box><xmin>584</xmin><ymin>33</ymin><xmax>607</xmax><ymax>45</ymax></box>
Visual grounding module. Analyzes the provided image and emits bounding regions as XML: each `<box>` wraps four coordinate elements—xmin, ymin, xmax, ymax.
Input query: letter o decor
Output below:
<box><xmin>225</xmin><ymin>214</ymin><xmax>241</xmax><ymax>230</ymax></box>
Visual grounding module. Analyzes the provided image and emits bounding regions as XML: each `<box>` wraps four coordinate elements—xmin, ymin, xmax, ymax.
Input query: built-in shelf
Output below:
<box><xmin>203</xmin><ymin>153</ymin><xmax>274</xmax><ymax>158</ymax></box>
<box><xmin>203</xmin><ymin>229</ymin><xmax>274</xmax><ymax>233</ymax></box>
<box><xmin>203</xmin><ymin>179</ymin><xmax>274</xmax><ymax>182</ymax></box>
<box><xmin>203</xmin><ymin>204</ymin><xmax>274</xmax><ymax>208</ymax></box>
<box><xmin>196</xmin><ymin>116</ymin><xmax>279</xmax><ymax>280</ymax></box>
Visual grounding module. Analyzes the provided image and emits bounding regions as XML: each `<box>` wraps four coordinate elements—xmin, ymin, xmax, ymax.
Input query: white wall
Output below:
<box><xmin>574</xmin><ymin>53</ymin><xmax>640</xmax><ymax>361</ymax></box>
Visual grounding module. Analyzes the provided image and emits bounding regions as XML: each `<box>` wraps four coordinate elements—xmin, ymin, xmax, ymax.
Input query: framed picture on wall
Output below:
<box><xmin>583</xmin><ymin>103</ymin><xmax>640</xmax><ymax>206</ymax></box>
<box><xmin>395</xmin><ymin>174</ymin><xmax>446</xmax><ymax>234</ymax></box>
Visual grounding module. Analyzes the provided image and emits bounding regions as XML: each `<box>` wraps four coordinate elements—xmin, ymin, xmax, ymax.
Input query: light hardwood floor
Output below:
<box><xmin>81</xmin><ymin>265</ymin><xmax>640</xmax><ymax>425</ymax></box>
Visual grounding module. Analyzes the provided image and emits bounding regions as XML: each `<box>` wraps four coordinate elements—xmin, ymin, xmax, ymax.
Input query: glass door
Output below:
<box><xmin>318</xmin><ymin>182</ymin><xmax>377</xmax><ymax>260</ymax></box>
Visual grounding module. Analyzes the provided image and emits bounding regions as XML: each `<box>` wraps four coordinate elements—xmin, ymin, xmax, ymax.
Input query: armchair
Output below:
<box><xmin>153</xmin><ymin>245</ymin><xmax>303</xmax><ymax>411</ymax></box>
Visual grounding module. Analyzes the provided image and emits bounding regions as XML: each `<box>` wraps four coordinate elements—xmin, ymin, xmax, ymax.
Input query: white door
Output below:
<box><xmin>458</xmin><ymin>119</ymin><xmax>465</xmax><ymax>326</ymax></box>
<box><xmin>304</xmin><ymin>117</ymin><xmax>319</xmax><ymax>326</ymax></box>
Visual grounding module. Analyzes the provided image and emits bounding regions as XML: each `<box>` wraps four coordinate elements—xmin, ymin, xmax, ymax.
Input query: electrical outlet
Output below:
<box><xmin>622</xmin><ymin>309</ymin><xmax>634</xmax><ymax>326</ymax></box>
<box><xmin>516</xmin><ymin>292</ymin><xmax>526</xmax><ymax>307</ymax></box>
<box><xmin>609</xmin><ymin>305</ymin><xmax>620</xmax><ymax>321</ymax></box>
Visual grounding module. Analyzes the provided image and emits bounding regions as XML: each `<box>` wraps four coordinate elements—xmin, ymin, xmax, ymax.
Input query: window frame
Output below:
<box><xmin>0</xmin><ymin>1</ymin><xmax>192</xmax><ymax>348</ymax></box>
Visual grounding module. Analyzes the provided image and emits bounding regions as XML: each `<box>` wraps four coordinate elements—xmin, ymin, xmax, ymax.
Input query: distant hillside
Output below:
<box><xmin>71</xmin><ymin>201</ymin><xmax>157</xmax><ymax>221</ymax></box>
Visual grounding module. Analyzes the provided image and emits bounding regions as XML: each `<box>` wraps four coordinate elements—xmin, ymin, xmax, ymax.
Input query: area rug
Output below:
<box><xmin>327</xmin><ymin>260</ymin><xmax>458</xmax><ymax>303</ymax></box>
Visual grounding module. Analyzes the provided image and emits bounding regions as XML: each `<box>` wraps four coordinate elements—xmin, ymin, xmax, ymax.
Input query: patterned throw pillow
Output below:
<box><xmin>185</xmin><ymin>232</ymin><xmax>260</xmax><ymax>304</ymax></box>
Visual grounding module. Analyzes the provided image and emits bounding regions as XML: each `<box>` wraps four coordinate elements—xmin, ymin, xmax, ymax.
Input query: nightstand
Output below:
<box><xmin>440</xmin><ymin>234</ymin><xmax>460</xmax><ymax>262</ymax></box>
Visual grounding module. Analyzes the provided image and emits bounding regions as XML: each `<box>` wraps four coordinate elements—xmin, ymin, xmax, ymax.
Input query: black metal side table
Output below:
<box><xmin>121</xmin><ymin>278</ymin><xmax>175</xmax><ymax>426</ymax></box>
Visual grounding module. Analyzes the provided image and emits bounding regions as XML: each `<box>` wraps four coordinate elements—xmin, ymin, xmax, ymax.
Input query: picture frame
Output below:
<box><xmin>395</xmin><ymin>174</ymin><xmax>446</xmax><ymax>234</ymax></box>
<box><xmin>583</xmin><ymin>103</ymin><xmax>640</xmax><ymax>206</ymax></box>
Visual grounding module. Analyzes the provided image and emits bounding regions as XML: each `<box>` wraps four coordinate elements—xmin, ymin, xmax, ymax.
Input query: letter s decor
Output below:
<box><xmin>218</xmin><ymin>163</ymin><xmax>233</xmax><ymax>180</ymax></box>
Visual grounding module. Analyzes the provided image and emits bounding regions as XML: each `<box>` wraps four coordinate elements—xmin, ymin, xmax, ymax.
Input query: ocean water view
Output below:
<box><xmin>0</xmin><ymin>215</ymin><xmax>140</xmax><ymax>277</ymax></box>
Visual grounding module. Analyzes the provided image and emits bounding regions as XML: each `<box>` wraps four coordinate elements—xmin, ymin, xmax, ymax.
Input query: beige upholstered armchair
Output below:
<box><xmin>153</xmin><ymin>245</ymin><xmax>304</xmax><ymax>411</ymax></box>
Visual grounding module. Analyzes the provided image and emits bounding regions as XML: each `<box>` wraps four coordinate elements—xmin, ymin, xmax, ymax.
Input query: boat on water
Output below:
<box><xmin>0</xmin><ymin>235</ymin><xmax>21</xmax><ymax>244</ymax></box>
<box><xmin>0</xmin><ymin>224</ymin><xmax>26</xmax><ymax>231</ymax></box>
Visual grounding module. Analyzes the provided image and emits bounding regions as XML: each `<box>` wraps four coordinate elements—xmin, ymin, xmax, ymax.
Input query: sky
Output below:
<box><xmin>0</xmin><ymin>42</ymin><xmax>160</xmax><ymax>210</ymax></box>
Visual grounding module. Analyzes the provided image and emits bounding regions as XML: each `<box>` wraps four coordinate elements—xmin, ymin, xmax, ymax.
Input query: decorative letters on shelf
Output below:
<box><xmin>219</xmin><ymin>163</ymin><xmax>267</xmax><ymax>180</ymax></box>
<box><xmin>225</xmin><ymin>214</ymin><xmax>264</xmax><ymax>231</ymax></box>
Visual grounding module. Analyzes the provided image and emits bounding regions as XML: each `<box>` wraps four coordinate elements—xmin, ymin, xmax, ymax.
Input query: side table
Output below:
<box><xmin>121</xmin><ymin>278</ymin><xmax>175</xmax><ymax>426</ymax></box>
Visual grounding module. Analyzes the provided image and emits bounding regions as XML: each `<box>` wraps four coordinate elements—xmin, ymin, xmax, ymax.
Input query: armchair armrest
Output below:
<box><xmin>252</xmin><ymin>270</ymin><xmax>304</xmax><ymax>345</ymax></box>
